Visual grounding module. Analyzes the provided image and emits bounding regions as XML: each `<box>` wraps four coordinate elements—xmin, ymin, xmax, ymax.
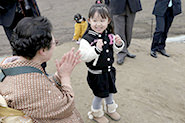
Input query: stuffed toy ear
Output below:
<box><xmin>74</xmin><ymin>13</ymin><xmax>82</xmax><ymax>22</ymax></box>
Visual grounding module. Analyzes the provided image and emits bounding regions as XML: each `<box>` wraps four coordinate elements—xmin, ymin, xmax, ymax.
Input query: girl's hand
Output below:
<box><xmin>96</xmin><ymin>39</ymin><xmax>104</xmax><ymax>50</ymax></box>
<box><xmin>55</xmin><ymin>47</ymin><xmax>81</xmax><ymax>85</ymax></box>
<box><xmin>115</xmin><ymin>34</ymin><xmax>123</xmax><ymax>46</ymax></box>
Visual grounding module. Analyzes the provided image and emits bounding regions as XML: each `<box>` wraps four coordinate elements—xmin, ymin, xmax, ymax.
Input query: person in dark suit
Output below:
<box><xmin>150</xmin><ymin>0</ymin><xmax>182</xmax><ymax>58</ymax></box>
<box><xmin>109</xmin><ymin>0</ymin><xmax>142</xmax><ymax>65</ymax></box>
<box><xmin>0</xmin><ymin>0</ymin><xmax>49</xmax><ymax>73</ymax></box>
<box><xmin>0</xmin><ymin>0</ymin><xmax>40</xmax><ymax>41</ymax></box>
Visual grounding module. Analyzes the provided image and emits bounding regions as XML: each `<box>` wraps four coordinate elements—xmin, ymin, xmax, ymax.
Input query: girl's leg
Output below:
<box><xmin>105</xmin><ymin>93</ymin><xmax>113</xmax><ymax>104</ymax></box>
<box><xmin>92</xmin><ymin>96</ymin><xmax>103</xmax><ymax>109</ymax></box>
<box><xmin>88</xmin><ymin>96</ymin><xmax>109</xmax><ymax>123</ymax></box>
<box><xmin>104</xmin><ymin>94</ymin><xmax>121</xmax><ymax>121</ymax></box>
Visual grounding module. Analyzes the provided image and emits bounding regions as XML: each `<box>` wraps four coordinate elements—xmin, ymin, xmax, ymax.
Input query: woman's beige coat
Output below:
<box><xmin>0</xmin><ymin>56</ymin><xmax>83</xmax><ymax>123</ymax></box>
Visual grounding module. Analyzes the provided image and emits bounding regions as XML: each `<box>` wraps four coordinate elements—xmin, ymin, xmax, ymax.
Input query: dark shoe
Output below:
<box><xmin>150</xmin><ymin>50</ymin><xmax>157</xmax><ymax>58</ymax></box>
<box><xmin>117</xmin><ymin>53</ymin><xmax>126</xmax><ymax>65</ymax></box>
<box><xmin>127</xmin><ymin>52</ymin><xmax>136</xmax><ymax>58</ymax></box>
<box><xmin>158</xmin><ymin>50</ymin><xmax>170</xmax><ymax>57</ymax></box>
<box><xmin>117</xmin><ymin>57</ymin><xmax>125</xmax><ymax>65</ymax></box>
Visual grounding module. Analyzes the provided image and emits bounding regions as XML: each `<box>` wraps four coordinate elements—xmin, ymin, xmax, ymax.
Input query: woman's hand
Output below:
<box><xmin>55</xmin><ymin>47</ymin><xmax>81</xmax><ymax>85</ymax></box>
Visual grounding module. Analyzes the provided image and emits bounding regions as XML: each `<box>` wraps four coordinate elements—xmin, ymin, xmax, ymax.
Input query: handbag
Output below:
<box><xmin>0</xmin><ymin>95</ymin><xmax>33</xmax><ymax>123</ymax></box>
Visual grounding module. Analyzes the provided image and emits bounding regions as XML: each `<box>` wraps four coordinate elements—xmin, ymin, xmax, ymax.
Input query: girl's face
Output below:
<box><xmin>88</xmin><ymin>11</ymin><xmax>110</xmax><ymax>33</ymax></box>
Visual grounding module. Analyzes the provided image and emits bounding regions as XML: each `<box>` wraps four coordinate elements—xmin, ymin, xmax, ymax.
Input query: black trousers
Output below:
<box><xmin>151</xmin><ymin>7</ymin><xmax>174</xmax><ymax>52</ymax></box>
<box><xmin>3</xmin><ymin>12</ymin><xmax>25</xmax><ymax>41</ymax></box>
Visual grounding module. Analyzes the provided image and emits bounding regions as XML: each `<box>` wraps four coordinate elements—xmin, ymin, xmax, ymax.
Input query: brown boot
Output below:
<box><xmin>88</xmin><ymin>106</ymin><xmax>109</xmax><ymax>123</ymax></box>
<box><xmin>104</xmin><ymin>100</ymin><xmax>121</xmax><ymax>121</ymax></box>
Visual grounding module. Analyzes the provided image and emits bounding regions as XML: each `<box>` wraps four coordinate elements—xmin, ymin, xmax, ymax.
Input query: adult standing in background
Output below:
<box><xmin>109</xmin><ymin>0</ymin><xmax>142</xmax><ymax>65</ymax></box>
<box><xmin>0</xmin><ymin>0</ymin><xmax>40</xmax><ymax>41</ymax></box>
<box><xmin>0</xmin><ymin>0</ymin><xmax>49</xmax><ymax>73</ymax></box>
<box><xmin>150</xmin><ymin>0</ymin><xmax>182</xmax><ymax>58</ymax></box>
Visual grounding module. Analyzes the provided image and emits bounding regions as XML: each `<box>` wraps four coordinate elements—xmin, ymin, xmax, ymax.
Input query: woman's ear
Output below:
<box><xmin>38</xmin><ymin>48</ymin><xmax>46</xmax><ymax>56</ymax></box>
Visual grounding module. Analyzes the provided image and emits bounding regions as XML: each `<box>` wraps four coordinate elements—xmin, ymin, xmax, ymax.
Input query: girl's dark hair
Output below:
<box><xmin>10</xmin><ymin>16</ymin><xmax>53</xmax><ymax>59</ymax></box>
<box><xmin>88</xmin><ymin>4</ymin><xmax>114</xmax><ymax>33</ymax></box>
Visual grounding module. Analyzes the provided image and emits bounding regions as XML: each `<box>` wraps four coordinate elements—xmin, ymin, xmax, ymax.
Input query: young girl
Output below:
<box><xmin>79</xmin><ymin>4</ymin><xmax>124</xmax><ymax>123</ymax></box>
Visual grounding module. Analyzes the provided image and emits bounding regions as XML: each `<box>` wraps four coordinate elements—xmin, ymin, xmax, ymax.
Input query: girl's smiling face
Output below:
<box><xmin>88</xmin><ymin>11</ymin><xmax>110</xmax><ymax>33</ymax></box>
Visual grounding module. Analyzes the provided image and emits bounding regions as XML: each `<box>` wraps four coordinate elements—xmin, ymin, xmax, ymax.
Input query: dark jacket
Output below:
<box><xmin>109</xmin><ymin>0</ymin><xmax>142</xmax><ymax>15</ymax></box>
<box><xmin>152</xmin><ymin>0</ymin><xmax>182</xmax><ymax>16</ymax></box>
<box><xmin>83</xmin><ymin>29</ymin><xmax>114</xmax><ymax>71</ymax></box>
<box><xmin>0</xmin><ymin>0</ymin><xmax>40</xmax><ymax>27</ymax></box>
